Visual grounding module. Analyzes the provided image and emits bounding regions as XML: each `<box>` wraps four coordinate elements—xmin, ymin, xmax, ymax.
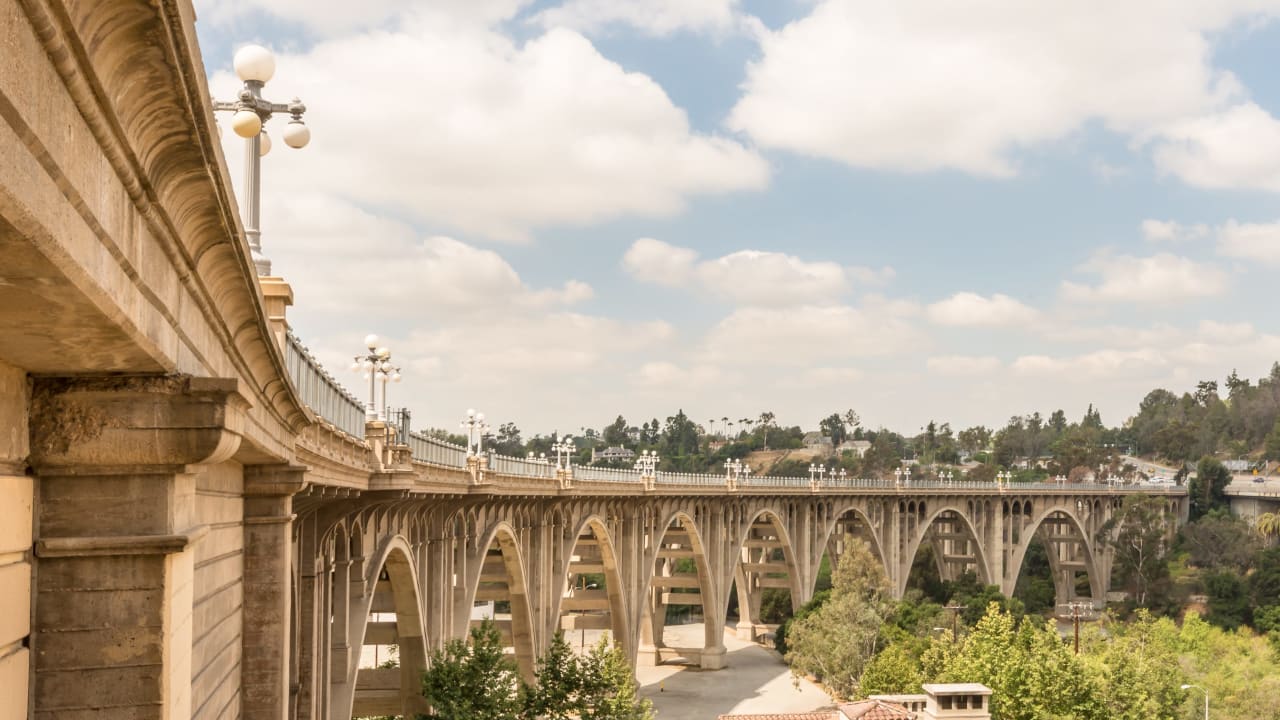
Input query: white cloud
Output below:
<box><xmin>927</xmin><ymin>355</ymin><xmax>1001</xmax><ymax>376</ymax></box>
<box><xmin>531</xmin><ymin>0</ymin><xmax>746</xmax><ymax>36</ymax></box>
<box><xmin>622</xmin><ymin>239</ymin><xmax>852</xmax><ymax>306</ymax></box>
<box><xmin>728</xmin><ymin>0</ymin><xmax>1259</xmax><ymax>175</ymax></box>
<box><xmin>1060</xmin><ymin>251</ymin><xmax>1228</xmax><ymax>304</ymax></box>
<box><xmin>1153</xmin><ymin>102</ymin><xmax>1280</xmax><ymax>192</ymax></box>
<box><xmin>1217</xmin><ymin>219</ymin><xmax>1280</xmax><ymax>265</ymax></box>
<box><xmin>701</xmin><ymin>304</ymin><xmax>922</xmax><ymax>364</ymax></box>
<box><xmin>214</xmin><ymin>25</ymin><xmax>768</xmax><ymax>243</ymax></box>
<box><xmin>1141</xmin><ymin>219</ymin><xmax>1208</xmax><ymax>243</ymax></box>
<box><xmin>259</xmin><ymin>194</ymin><xmax>590</xmax><ymax>317</ymax></box>
<box><xmin>1011</xmin><ymin>349</ymin><xmax>1170</xmax><ymax>379</ymax></box>
<box><xmin>926</xmin><ymin>292</ymin><xmax>1038</xmax><ymax>327</ymax></box>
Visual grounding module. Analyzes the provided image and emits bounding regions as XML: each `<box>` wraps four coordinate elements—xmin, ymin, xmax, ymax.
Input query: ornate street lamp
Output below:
<box><xmin>460</xmin><ymin>409</ymin><xmax>490</xmax><ymax>457</ymax></box>
<box><xmin>996</xmin><ymin>470</ymin><xmax>1011</xmax><ymax>488</ymax></box>
<box><xmin>213</xmin><ymin>44</ymin><xmax>310</xmax><ymax>277</ymax></box>
<box><xmin>941</xmin><ymin>469</ymin><xmax>955</xmax><ymax>486</ymax></box>
<box><xmin>895</xmin><ymin>466</ymin><xmax>912</xmax><ymax>488</ymax></box>
<box><xmin>809</xmin><ymin>463</ymin><xmax>826</xmax><ymax>483</ymax></box>
<box><xmin>634</xmin><ymin>449</ymin><xmax>659</xmax><ymax>478</ymax></box>
<box><xmin>350</xmin><ymin>334</ymin><xmax>393</xmax><ymax>421</ymax></box>
<box><xmin>552</xmin><ymin>435</ymin><xmax>575</xmax><ymax>471</ymax></box>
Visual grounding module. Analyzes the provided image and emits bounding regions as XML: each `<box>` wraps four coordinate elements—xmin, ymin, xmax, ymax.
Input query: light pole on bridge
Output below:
<box><xmin>460</xmin><ymin>409</ymin><xmax>490</xmax><ymax>457</ymax></box>
<box><xmin>212</xmin><ymin>44</ymin><xmax>310</xmax><ymax>277</ymax></box>
<box><xmin>552</xmin><ymin>435</ymin><xmax>576</xmax><ymax>472</ymax></box>
<box><xmin>351</xmin><ymin>335</ymin><xmax>395</xmax><ymax>421</ymax></box>
<box><xmin>635</xmin><ymin>449</ymin><xmax>659</xmax><ymax>490</ymax></box>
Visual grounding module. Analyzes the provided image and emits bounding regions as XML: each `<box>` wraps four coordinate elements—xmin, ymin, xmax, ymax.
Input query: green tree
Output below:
<box><xmin>578</xmin><ymin>637</ymin><xmax>653</xmax><ymax>720</ymax></box>
<box><xmin>784</xmin><ymin>538</ymin><xmax>893</xmax><ymax>699</ymax></box>
<box><xmin>758</xmin><ymin>411</ymin><xmax>777</xmax><ymax>449</ymax></box>
<box><xmin>1266</xmin><ymin>418</ymin><xmax>1280</xmax><ymax>461</ymax></box>
<box><xmin>421</xmin><ymin>619</ymin><xmax>521</xmax><ymax>720</ymax></box>
<box><xmin>1204</xmin><ymin>570</ymin><xmax>1250</xmax><ymax>630</ymax></box>
<box><xmin>820</xmin><ymin>413</ymin><xmax>849</xmax><ymax>449</ymax></box>
<box><xmin>1189</xmin><ymin>456</ymin><xmax>1231</xmax><ymax>520</ymax></box>
<box><xmin>520</xmin><ymin>631</ymin><xmax>581</xmax><ymax>720</ymax></box>
<box><xmin>1080</xmin><ymin>610</ymin><xmax>1184</xmax><ymax>720</ymax></box>
<box><xmin>940</xmin><ymin>604</ymin><xmax>1101</xmax><ymax>720</ymax></box>
<box><xmin>1180</xmin><ymin>512</ymin><xmax>1263</xmax><ymax>572</ymax></box>
<box><xmin>1098</xmin><ymin>495</ymin><xmax>1171</xmax><ymax>606</ymax></box>
<box><xmin>860</xmin><ymin>642</ymin><xmax>923</xmax><ymax>696</ymax></box>
<box><xmin>602</xmin><ymin>415</ymin><xmax>630</xmax><ymax>448</ymax></box>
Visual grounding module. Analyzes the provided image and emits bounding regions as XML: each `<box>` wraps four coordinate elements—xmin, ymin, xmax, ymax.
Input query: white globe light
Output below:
<box><xmin>467</xmin><ymin>408</ymin><xmax>475</xmax><ymax>417</ymax></box>
<box><xmin>283</xmin><ymin>120</ymin><xmax>310</xmax><ymax>149</ymax></box>
<box><xmin>376</xmin><ymin>347</ymin><xmax>391</xmax><ymax>359</ymax></box>
<box><xmin>392</xmin><ymin>373</ymin><xmax>402</xmax><ymax>383</ymax></box>
<box><xmin>364</xmin><ymin>334</ymin><xmax>379</xmax><ymax>348</ymax></box>
<box><xmin>258</xmin><ymin>130</ymin><xmax>272</xmax><ymax>156</ymax></box>
<box><xmin>234</xmin><ymin>44</ymin><xmax>276</xmax><ymax>83</ymax></box>
<box><xmin>230</xmin><ymin>109</ymin><xmax>261</xmax><ymax>138</ymax></box>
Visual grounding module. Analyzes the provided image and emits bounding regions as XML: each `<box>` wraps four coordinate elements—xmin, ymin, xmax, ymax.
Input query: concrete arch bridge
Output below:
<box><xmin>0</xmin><ymin>2</ymin><xmax>1186</xmax><ymax>720</ymax></box>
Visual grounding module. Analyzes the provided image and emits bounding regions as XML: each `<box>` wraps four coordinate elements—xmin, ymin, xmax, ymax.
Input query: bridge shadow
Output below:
<box><xmin>635</xmin><ymin>623</ymin><xmax>833</xmax><ymax>720</ymax></box>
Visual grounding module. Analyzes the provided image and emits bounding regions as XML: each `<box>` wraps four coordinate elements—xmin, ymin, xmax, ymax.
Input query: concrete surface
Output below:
<box><xmin>635</xmin><ymin>623</ymin><xmax>835</xmax><ymax>719</ymax></box>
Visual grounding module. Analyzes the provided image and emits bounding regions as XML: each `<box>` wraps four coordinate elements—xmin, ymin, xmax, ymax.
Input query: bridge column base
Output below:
<box><xmin>699</xmin><ymin>645</ymin><xmax>727</xmax><ymax>670</ymax></box>
<box><xmin>735</xmin><ymin>620</ymin><xmax>757</xmax><ymax>641</ymax></box>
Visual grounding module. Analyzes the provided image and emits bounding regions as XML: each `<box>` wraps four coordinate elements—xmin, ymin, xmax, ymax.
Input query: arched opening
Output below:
<box><xmin>466</xmin><ymin>525</ymin><xmax>537</xmax><ymax>682</ymax></box>
<box><xmin>901</xmin><ymin>507</ymin><xmax>990</xmax><ymax>599</ymax></box>
<box><xmin>559</xmin><ymin>518</ymin><xmax>630</xmax><ymax>658</ymax></box>
<box><xmin>731</xmin><ymin>511</ymin><xmax>800</xmax><ymax>642</ymax></box>
<box><xmin>640</xmin><ymin>513</ymin><xmax>715</xmax><ymax>668</ymax></box>
<box><xmin>820</xmin><ymin>505</ymin><xmax>888</xmax><ymax>596</ymax></box>
<box><xmin>349</xmin><ymin>541</ymin><xmax>428</xmax><ymax>720</ymax></box>
<box><xmin>1009</xmin><ymin>508</ymin><xmax>1100</xmax><ymax>613</ymax></box>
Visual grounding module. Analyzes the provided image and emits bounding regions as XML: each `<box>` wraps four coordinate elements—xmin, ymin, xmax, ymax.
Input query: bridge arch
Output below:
<box><xmin>556</xmin><ymin>514</ymin><xmax>632</xmax><ymax>658</ymax></box>
<box><xmin>821</xmin><ymin>501</ymin><xmax>889</xmax><ymax>582</ymax></box>
<box><xmin>345</xmin><ymin>535</ymin><xmax>428</xmax><ymax>720</ymax></box>
<box><xmin>466</xmin><ymin>521</ymin><xmax>538</xmax><ymax>681</ymax></box>
<box><xmin>1007</xmin><ymin>505</ymin><xmax>1101</xmax><ymax>606</ymax></box>
<box><xmin>641</xmin><ymin>510</ymin><xmax>716</xmax><ymax>667</ymax></box>
<box><xmin>730</xmin><ymin>508</ymin><xmax>802</xmax><ymax>638</ymax></box>
<box><xmin>900</xmin><ymin>504</ymin><xmax>992</xmax><ymax>597</ymax></box>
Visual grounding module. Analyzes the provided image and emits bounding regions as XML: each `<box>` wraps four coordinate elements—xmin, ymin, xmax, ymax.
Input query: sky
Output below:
<box><xmin>195</xmin><ymin>0</ymin><xmax>1280</xmax><ymax>439</ymax></box>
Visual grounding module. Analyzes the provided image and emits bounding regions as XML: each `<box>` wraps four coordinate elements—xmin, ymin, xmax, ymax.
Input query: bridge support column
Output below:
<box><xmin>242</xmin><ymin>465</ymin><xmax>307</xmax><ymax>720</ymax></box>
<box><xmin>0</xmin><ymin>362</ymin><xmax>31</xmax><ymax>720</ymax></box>
<box><xmin>27</xmin><ymin>375</ymin><xmax>246</xmax><ymax>720</ymax></box>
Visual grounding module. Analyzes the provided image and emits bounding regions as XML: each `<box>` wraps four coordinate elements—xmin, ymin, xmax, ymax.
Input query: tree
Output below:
<box><xmin>784</xmin><ymin>538</ymin><xmax>893</xmax><ymax>699</ymax></box>
<box><xmin>860</xmin><ymin>642</ymin><xmax>923</xmax><ymax>696</ymax></box>
<box><xmin>520</xmin><ymin>631</ymin><xmax>581</xmax><ymax>720</ymax></box>
<box><xmin>1189</xmin><ymin>456</ymin><xmax>1231</xmax><ymax>520</ymax></box>
<box><xmin>1266</xmin><ymin>418</ymin><xmax>1280</xmax><ymax>461</ymax></box>
<box><xmin>758</xmin><ymin>411</ymin><xmax>776</xmax><ymax>449</ymax></box>
<box><xmin>1180</xmin><ymin>512</ymin><xmax>1262</xmax><ymax>572</ymax></box>
<box><xmin>1256</xmin><ymin>512</ymin><xmax>1280</xmax><ymax>545</ymax></box>
<box><xmin>820</xmin><ymin>413</ymin><xmax>849</xmax><ymax>449</ymax></box>
<box><xmin>1080</xmin><ymin>610</ymin><xmax>1184</xmax><ymax>720</ymax></box>
<box><xmin>421</xmin><ymin>619</ymin><xmax>522</xmax><ymax>720</ymax></box>
<box><xmin>1194</xmin><ymin>380</ymin><xmax>1219</xmax><ymax>405</ymax></box>
<box><xmin>1098</xmin><ymin>496</ymin><xmax>1170</xmax><ymax>606</ymax></box>
<box><xmin>578</xmin><ymin>637</ymin><xmax>653</xmax><ymax>720</ymax></box>
<box><xmin>602</xmin><ymin>416</ymin><xmax>629</xmax><ymax>448</ymax></box>
<box><xmin>939</xmin><ymin>604</ymin><xmax>1101</xmax><ymax>720</ymax></box>
<box><xmin>1204</xmin><ymin>570</ymin><xmax>1250</xmax><ymax>630</ymax></box>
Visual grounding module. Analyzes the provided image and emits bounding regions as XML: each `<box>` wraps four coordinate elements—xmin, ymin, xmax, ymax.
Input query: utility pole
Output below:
<box><xmin>1066</xmin><ymin>601</ymin><xmax>1092</xmax><ymax>654</ymax></box>
<box><xmin>944</xmin><ymin>603</ymin><xmax>966</xmax><ymax>642</ymax></box>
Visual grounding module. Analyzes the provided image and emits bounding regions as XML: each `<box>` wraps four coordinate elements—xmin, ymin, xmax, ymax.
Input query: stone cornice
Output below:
<box><xmin>35</xmin><ymin>524</ymin><xmax>209</xmax><ymax>557</ymax></box>
<box><xmin>19</xmin><ymin>0</ymin><xmax>311</xmax><ymax>449</ymax></box>
<box><xmin>28</xmin><ymin>374</ymin><xmax>248</xmax><ymax>469</ymax></box>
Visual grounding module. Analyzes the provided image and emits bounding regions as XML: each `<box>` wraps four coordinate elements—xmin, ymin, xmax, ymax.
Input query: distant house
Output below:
<box><xmin>803</xmin><ymin>432</ymin><xmax>832</xmax><ymax>451</ymax></box>
<box><xmin>591</xmin><ymin>446</ymin><xmax>635</xmax><ymax>463</ymax></box>
<box><xmin>839</xmin><ymin>439</ymin><xmax>872</xmax><ymax>458</ymax></box>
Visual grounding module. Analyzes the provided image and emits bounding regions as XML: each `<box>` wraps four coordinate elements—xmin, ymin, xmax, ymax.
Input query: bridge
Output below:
<box><xmin>0</xmin><ymin>2</ymin><xmax>1186</xmax><ymax>720</ymax></box>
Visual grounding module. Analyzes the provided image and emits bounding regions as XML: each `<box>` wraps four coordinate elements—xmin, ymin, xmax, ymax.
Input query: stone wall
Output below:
<box><xmin>192</xmin><ymin>462</ymin><xmax>245</xmax><ymax>720</ymax></box>
<box><xmin>0</xmin><ymin>361</ymin><xmax>31</xmax><ymax>720</ymax></box>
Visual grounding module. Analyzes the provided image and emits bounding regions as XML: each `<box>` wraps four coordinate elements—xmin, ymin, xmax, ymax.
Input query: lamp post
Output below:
<box><xmin>1181</xmin><ymin>684</ymin><xmax>1208</xmax><ymax>720</ymax></box>
<box><xmin>460</xmin><ymin>409</ymin><xmax>489</xmax><ymax>457</ymax></box>
<box><xmin>996</xmin><ymin>470</ymin><xmax>1011</xmax><ymax>488</ymax></box>
<box><xmin>553</xmin><ymin>435</ymin><xmax>575</xmax><ymax>472</ymax></box>
<box><xmin>941</xmin><ymin>469</ymin><xmax>954</xmax><ymax>486</ymax></box>
<box><xmin>635</xmin><ymin>450</ymin><xmax>659</xmax><ymax>489</ymax></box>
<box><xmin>527</xmin><ymin>451</ymin><xmax>549</xmax><ymax>477</ymax></box>
<box><xmin>351</xmin><ymin>335</ymin><xmax>394</xmax><ymax>421</ymax></box>
<box><xmin>895</xmin><ymin>466</ymin><xmax>912</xmax><ymax>488</ymax></box>
<box><xmin>212</xmin><ymin>44</ymin><xmax>310</xmax><ymax>277</ymax></box>
<box><xmin>809</xmin><ymin>463</ymin><xmax>826</xmax><ymax>483</ymax></box>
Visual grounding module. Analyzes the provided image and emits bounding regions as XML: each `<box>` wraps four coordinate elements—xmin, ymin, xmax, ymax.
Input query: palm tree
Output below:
<box><xmin>1257</xmin><ymin>512</ymin><xmax>1280</xmax><ymax>545</ymax></box>
<box><xmin>758</xmin><ymin>411</ymin><xmax>776</xmax><ymax>450</ymax></box>
<box><xmin>721</xmin><ymin>416</ymin><xmax>729</xmax><ymax>439</ymax></box>
<box><xmin>708</xmin><ymin>419</ymin><xmax>715</xmax><ymax>437</ymax></box>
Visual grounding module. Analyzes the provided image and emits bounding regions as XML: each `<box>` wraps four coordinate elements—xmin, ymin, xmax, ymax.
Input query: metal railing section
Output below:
<box><xmin>284</xmin><ymin>330</ymin><xmax>367</xmax><ymax>438</ymax></box>
<box><xmin>573</xmin><ymin>466</ymin><xmax>644</xmax><ymax>483</ymax></box>
<box><xmin>406</xmin><ymin>432</ymin><xmax>468</xmax><ymax>468</ymax></box>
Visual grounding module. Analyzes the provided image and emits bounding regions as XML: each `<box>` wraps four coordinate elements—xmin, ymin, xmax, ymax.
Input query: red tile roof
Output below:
<box><xmin>836</xmin><ymin>699</ymin><xmax>914</xmax><ymax>719</ymax></box>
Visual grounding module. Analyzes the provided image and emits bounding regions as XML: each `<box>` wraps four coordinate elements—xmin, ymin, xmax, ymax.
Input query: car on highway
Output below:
<box><xmin>1148</xmin><ymin>476</ymin><xmax>1169</xmax><ymax>484</ymax></box>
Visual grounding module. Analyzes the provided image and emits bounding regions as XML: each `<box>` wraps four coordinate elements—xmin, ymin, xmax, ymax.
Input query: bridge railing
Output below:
<box><xmin>284</xmin><ymin>331</ymin><xmax>367</xmax><ymax>439</ymax></box>
<box><xmin>574</xmin><ymin>466</ymin><xmax>644</xmax><ymax>483</ymax></box>
<box><xmin>406</xmin><ymin>432</ymin><xmax>468</xmax><ymax>468</ymax></box>
<box><xmin>489</xmin><ymin>453</ymin><xmax>554</xmax><ymax>478</ymax></box>
<box><xmin>654</xmin><ymin>471</ymin><xmax>723</xmax><ymax>487</ymax></box>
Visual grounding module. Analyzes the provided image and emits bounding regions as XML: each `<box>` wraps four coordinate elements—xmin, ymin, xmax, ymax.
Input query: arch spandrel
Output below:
<box><xmin>900</xmin><ymin>504</ymin><xmax>993</xmax><ymax>597</ymax></box>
